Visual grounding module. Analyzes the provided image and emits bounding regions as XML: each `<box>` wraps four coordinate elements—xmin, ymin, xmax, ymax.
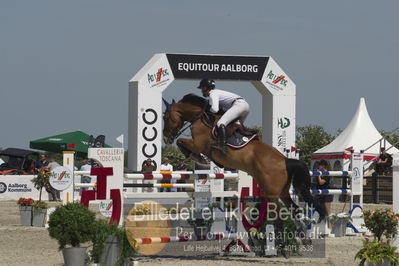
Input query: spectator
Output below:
<box><xmin>80</xmin><ymin>159</ymin><xmax>92</xmax><ymax>191</ymax></box>
<box><xmin>35</xmin><ymin>154</ymin><xmax>49</xmax><ymax>172</ymax></box>
<box><xmin>175</xmin><ymin>158</ymin><xmax>188</xmax><ymax>192</ymax></box>
<box><xmin>160</xmin><ymin>157</ymin><xmax>173</xmax><ymax>192</ymax></box>
<box><xmin>22</xmin><ymin>159</ymin><xmax>35</xmax><ymax>175</ymax></box>
<box><xmin>375</xmin><ymin>147</ymin><xmax>392</xmax><ymax>175</ymax></box>
<box><xmin>316</xmin><ymin>160</ymin><xmax>333</xmax><ymax>230</ymax></box>
<box><xmin>46</xmin><ymin>156</ymin><xmax>61</xmax><ymax>201</ymax></box>
<box><xmin>141</xmin><ymin>158</ymin><xmax>156</xmax><ymax>192</ymax></box>
<box><xmin>141</xmin><ymin>158</ymin><xmax>156</xmax><ymax>173</ymax></box>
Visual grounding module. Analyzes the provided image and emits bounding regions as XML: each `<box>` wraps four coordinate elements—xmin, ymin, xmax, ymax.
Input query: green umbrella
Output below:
<box><xmin>30</xmin><ymin>131</ymin><xmax>111</xmax><ymax>157</ymax></box>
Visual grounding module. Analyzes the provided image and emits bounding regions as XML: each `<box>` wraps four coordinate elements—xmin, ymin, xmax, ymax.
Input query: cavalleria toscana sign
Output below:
<box><xmin>50</xmin><ymin>166</ymin><xmax>73</xmax><ymax>191</ymax></box>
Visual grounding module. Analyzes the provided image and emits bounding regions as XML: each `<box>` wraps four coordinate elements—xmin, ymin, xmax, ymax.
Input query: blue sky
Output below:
<box><xmin>1</xmin><ymin>1</ymin><xmax>398</xmax><ymax>149</ymax></box>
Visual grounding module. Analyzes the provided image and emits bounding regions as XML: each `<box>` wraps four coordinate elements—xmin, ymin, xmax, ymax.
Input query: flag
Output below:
<box><xmin>345</xmin><ymin>146</ymin><xmax>353</xmax><ymax>151</ymax></box>
<box><xmin>116</xmin><ymin>134</ymin><xmax>124</xmax><ymax>144</ymax></box>
<box><xmin>67</xmin><ymin>143</ymin><xmax>75</xmax><ymax>148</ymax></box>
<box><xmin>290</xmin><ymin>146</ymin><xmax>298</xmax><ymax>152</ymax></box>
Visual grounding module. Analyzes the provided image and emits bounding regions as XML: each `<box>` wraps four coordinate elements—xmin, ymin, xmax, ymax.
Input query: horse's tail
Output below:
<box><xmin>286</xmin><ymin>159</ymin><xmax>326</xmax><ymax>221</ymax></box>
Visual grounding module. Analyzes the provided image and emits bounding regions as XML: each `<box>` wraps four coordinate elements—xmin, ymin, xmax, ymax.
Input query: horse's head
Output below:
<box><xmin>162</xmin><ymin>98</ymin><xmax>183</xmax><ymax>144</ymax></box>
<box><xmin>162</xmin><ymin>94</ymin><xmax>208</xmax><ymax>144</ymax></box>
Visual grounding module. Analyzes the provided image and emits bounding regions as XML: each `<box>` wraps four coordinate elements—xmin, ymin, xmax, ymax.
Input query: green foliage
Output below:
<box><xmin>355</xmin><ymin>239</ymin><xmax>399</xmax><ymax>266</ymax></box>
<box><xmin>32</xmin><ymin>200</ymin><xmax>48</xmax><ymax>209</ymax></box>
<box><xmin>380</xmin><ymin>130</ymin><xmax>399</xmax><ymax>150</ymax></box>
<box><xmin>296</xmin><ymin>125</ymin><xmax>335</xmax><ymax>166</ymax></box>
<box><xmin>31</xmin><ymin>169</ymin><xmax>51</xmax><ymax>201</ymax></box>
<box><xmin>47</xmin><ymin>202</ymin><xmax>96</xmax><ymax>249</ymax></box>
<box><xmin>90</xmin><ymin>219</ymin><xmax>136</xmax><ymax>265</ymax></box>
<box><xmin>162</xmin><ymin>145</ymin><xmax>193</xmax><ymax>170</ymax></box>
<box><xmin>363</xmin><ymin>209</ymin><xmax>399</xmax><ymax>242</ymax></box>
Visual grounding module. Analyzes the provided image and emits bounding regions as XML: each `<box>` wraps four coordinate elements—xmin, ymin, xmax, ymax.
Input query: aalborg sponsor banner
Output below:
<box><xmin>0</xmin><ymin>175</ymin><xmax>49</xmax><ymax>200</ymax></box>
<box><xmin>166</xmin><ymin>54</ymin><xmax>269</xmax><ymax>80</ymax></box>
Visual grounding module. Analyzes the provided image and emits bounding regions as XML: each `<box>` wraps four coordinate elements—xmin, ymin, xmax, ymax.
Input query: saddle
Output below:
<box><xmin>212</xmin><ymin>121</ymin><xmax>258</xmax><ymax>148</ymax></box>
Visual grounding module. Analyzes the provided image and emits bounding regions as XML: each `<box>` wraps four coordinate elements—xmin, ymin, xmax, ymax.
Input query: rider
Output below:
<box><xmin>197</xmin><ymin>78</ymin><xmax>250</xmax><ymax>153</ymax></box>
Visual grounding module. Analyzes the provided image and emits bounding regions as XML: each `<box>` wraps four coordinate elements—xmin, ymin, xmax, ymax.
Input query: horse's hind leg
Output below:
<box><xmin>267</xmin><ymin>197</ymin><xmax>288</xmax><ymax>258</ymax></box>
<box><xmin>281</xmin><ymin>189</ymin><xmax>310</xmax><ymax>245</ymax></box>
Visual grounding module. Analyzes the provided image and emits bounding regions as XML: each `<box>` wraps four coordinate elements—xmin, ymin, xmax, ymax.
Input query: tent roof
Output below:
<box><xmin>313</xmin><ymin>98</ymin><xmax>399</xmax><ymax>156</ymax></box>
<box><xmin>30</xmin><ymin>131</ymin><xmax>111</xmax><ymax>155</ymax></box>
<box><xmin>0</xmin><ymin>148</ymin><xmax>39</xmax><ymax>158</ymax></box>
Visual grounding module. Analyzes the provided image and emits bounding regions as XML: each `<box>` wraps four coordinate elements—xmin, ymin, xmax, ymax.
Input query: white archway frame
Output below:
<box><xmin>128</xmin><ymin>53</ymin><xmax>296</xmax><ymax>170</ymax></box>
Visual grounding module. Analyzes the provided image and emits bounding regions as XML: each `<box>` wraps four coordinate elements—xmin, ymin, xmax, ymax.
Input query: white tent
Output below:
<box><xmin>311</xmin><ymin>97</ymin><xmax>399</xmax><ymax>171</ymax></box>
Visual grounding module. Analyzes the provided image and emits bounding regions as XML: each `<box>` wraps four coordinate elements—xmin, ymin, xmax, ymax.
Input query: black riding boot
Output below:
<box><xmin>217</xmin><ymin>124</ymin><xmax>227</xmax><ymax>153</ymax></box>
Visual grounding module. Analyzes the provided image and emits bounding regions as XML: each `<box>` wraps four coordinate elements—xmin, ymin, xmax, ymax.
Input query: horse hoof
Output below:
<box><xmin>301</xmin><ymin>238</ymin><xmax>312</xmax><ymax>246</ymax></box>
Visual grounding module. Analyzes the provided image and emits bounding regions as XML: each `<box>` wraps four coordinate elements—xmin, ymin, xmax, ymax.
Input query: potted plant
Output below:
<box><xmin>90</xmin><ymin>219</ymin><xmax>136</xmax><ymax>266</ymax></box>
<box><xmin>31</xmin><ymin>200</ymin><xmax>48</xmax><ymax>227</ymax></box>
<box><xmin>17</xmin><ymin>197</ymin><xmax>34</xmax><ymax>226</ymax></box>
<box><xmin>31</xmin><ymin>169</ymin><xmax>51</xmax><ymax>226</ymax></box>
<box><xmin>330</xmin><ymin>213</ymin><xmax>352</xmax><ymax>237</ymax></box>
<box><xmin>48</xmin><ymin>202</ymin><xmax>96</xmax><ymax>266</ymax></box>
<box><xmin>355</xmin><ymin>208</ymin><xmax>399</xmax><ymax>266</ymax></box>
<box><xmin>355</xmin><ymin>239</ymin><xmax>399</xmax><ymax>266</ymax></box>
<box><xmin>31</xmin><ymin>169</ymin><xmax>51</xmax><ymax>202</ymax></box>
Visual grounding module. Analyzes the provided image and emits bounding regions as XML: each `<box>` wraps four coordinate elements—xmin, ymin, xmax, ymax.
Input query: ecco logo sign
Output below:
<box><xmin>142</xmin><ymin>109</ymin><xmax>158</xmax><ymax>159</ymax></box>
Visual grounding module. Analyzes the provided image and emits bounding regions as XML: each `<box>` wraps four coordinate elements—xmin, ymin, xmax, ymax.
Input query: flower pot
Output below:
<box><xmin>32</xmin><ymin>208</ymin><xmax>47</xmax><ymax>227</ymax></box>
<box><xmin>62</xmin><ymin>247</ymin><xmax>87</xmax><ymax>266</ymax></box>
<box><xmin>100</xmin><ymin>235</ymin><xmax>120</xmax><ymax>266</ymax></box>
<box><xmin>331</xmin><ymin>219</ymin><xmax>347</xmax><ymax>237</ymax></box>
<box><xmin>19</xmin><ymin>206</ymin><xmax>33</xmax><ymax>226</ymax></box>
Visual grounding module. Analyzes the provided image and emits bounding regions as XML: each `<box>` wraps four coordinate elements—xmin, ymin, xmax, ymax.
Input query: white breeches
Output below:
<box><xmin>217</xmin><ymin>99</ymin><xmax>250</xmax><ymax>127</ymax></box>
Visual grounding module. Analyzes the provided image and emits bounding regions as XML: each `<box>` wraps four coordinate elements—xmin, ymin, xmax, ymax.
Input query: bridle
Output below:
<box><xmin>164</xmin><ymin>101</ymin><xmax>212</xmax><ymax>142</ymax></box>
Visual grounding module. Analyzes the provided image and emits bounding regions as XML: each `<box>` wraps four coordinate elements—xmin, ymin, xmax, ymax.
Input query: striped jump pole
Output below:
<box><xmin>123</xmin><ymin>183</ymin><xmax>194</xmax><ymax>189</ymax></box>
<box><xmin>309</xmin><ymin>171</ymin><xmax>352</xmax><ymax>176</ymax></box>
<box><xmin>134</xmin><ymin>233</ymin><xmax>238</xmax><ymax>244</ymax></box>
<box><xmin>74</xmin><ymin>183</ymin><xmax>195</xmax><ymax>189</ymax></box>
<box><xmin>124</xmin><ymin>173</ymin><xmax>239</xmax><ymax>180</ymax></box>
<box><xmin>291</xmin><ymin>189</ymin><xmax>352</xmax><ymax>195</ymax></box>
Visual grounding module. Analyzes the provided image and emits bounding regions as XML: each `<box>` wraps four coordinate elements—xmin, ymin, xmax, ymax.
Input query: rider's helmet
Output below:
<box><xmin>197</xmin><ymin>78</ymin><xmax>215</xmax><ymax>89</ymax></box>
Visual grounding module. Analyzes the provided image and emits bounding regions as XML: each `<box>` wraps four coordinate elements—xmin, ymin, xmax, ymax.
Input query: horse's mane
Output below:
<box><xmin>179</xmin><ymin>94</ymin><xmax>207</xmax><ymax>108</ymax></box>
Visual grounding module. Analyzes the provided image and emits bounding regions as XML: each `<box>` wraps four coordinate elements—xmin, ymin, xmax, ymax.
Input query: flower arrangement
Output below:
<box><xmin>355</xmin><ymin>239</ymin><xmax>399</xmax><ymax>266</ymax></box>
<box><xmin>32</xmin><ymin>200</ymin><xmax>48</xmax><ymax>210</ymax></box>
<box><xmin>17</xmin><ymin>197</ymin><xmax>34</xmax><ymax>206</ymax></box>
<box><xmin>363</xmin><ymin>208</ymin><xmax>399</xmax><ymax>242</ymax></box>
<box><xmin>330</xmin><ymin>212</ymin><xmax>352</xmax><ymax>223</ymax></box>
<box><xmin>355</xmin><ymin>208</ymin><xmax>399</xmax><ymax>265</ymax></box>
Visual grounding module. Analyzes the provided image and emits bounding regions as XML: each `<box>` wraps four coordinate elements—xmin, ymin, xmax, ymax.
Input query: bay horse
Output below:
<box><xmin>162</xmin><ymin>94</ymin><xmax>325</xmax><ymax>245</ymax></box>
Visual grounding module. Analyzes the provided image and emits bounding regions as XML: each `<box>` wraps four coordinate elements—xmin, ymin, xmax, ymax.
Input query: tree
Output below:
<box><xmin>296</xmin><ymin>125</ymin><xmax>334</xmax><ymax>166</ymax></box>
<box><xmin>380</xmin><ymin>130</ymin><xmax>399</xmax><ymax>150</ymax></box>
<box><xmin>162</xmin><ymin>145</ymin><xmax>194</xmax><ymax>170</ymax></box>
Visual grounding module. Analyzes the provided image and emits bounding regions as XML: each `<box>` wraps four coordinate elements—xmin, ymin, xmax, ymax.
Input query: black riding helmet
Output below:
<box><xmin>197</xmin><ymin>78</ymin><xmax>215</xmax><ymax>89</ymax></box>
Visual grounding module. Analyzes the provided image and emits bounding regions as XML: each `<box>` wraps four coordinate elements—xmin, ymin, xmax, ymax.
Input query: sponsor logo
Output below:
<box><xmin>5</xmin><ymin>183</ymin><xmax>32</xmax><ymax>193</ymax></box>
<box><xmin>147</xmin><ymin>67</ymin><xmax>170</xmax><ymax>88</ymax></box>
<box><xmin>50</xmin><ymin>167</ymin><xmax>72</xmax><ymax>191</ymax></box>
<box><xmin>141</xmin><ymin>108</ymin><xmax>158</xmax><ymax>164</ymax></box>
<box><xmin>277</xmin><ymin>131</ymin><xmax>287</xmax><ymax>149</ymax></box>
<box><xmin>277</xmin><ymin>117</ymin><xmax>291</xmax><ymax>129</ymax></box>
<box><xmin>242</xmin><ymin>137</ymin><xmax>249</xmax><ymax>142</ymax></box>
<box><xmin>99</xmin><ymin>200</ymin><xmax>113</xmax><ymax>218</ymax></box>
<box><xmin>265</xmin><ymin>70</ymin><xmax>288</xmax><ymax>91</ymax></box>
<box><xmin>0</xmin><ymin>182</ymin><xmax>6</xmax><ymax>193</ymax></box>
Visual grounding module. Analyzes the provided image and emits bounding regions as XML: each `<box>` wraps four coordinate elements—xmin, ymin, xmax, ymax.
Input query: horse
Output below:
<box><xmin>162</xmin><ymin>93</ymin><xmax>325</xmax><ymax>247</ymax></box>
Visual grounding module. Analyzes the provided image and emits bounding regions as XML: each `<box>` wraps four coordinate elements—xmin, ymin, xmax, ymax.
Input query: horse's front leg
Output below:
<box><xmin>177</xmin><ymin>138</ymin><xmax>208</xmax><ymax>164</ymax></box>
